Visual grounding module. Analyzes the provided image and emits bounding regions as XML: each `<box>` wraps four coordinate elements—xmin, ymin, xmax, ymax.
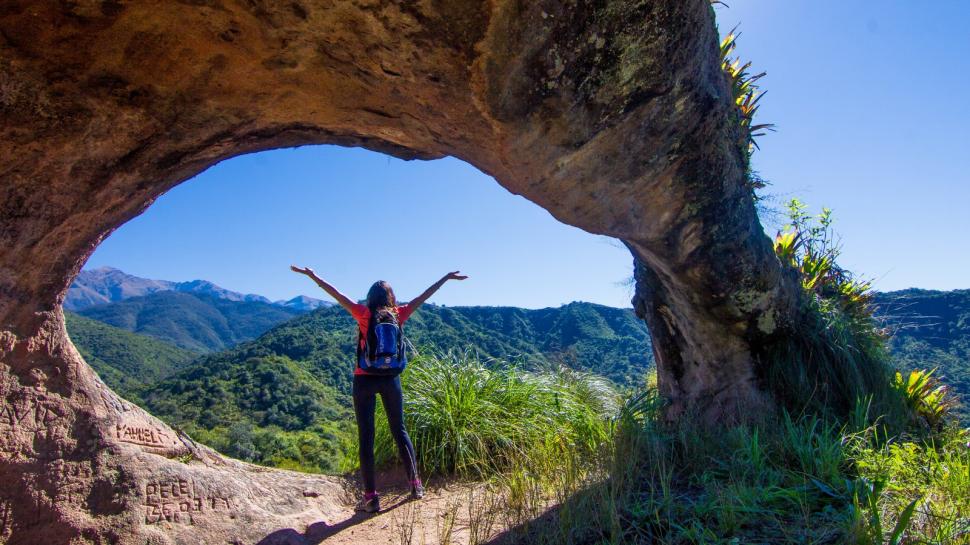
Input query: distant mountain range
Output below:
<box><xmin>66</xmin><ymin>267</ymin><xmax>331</xmax><ymax>312</ymax></box>
<box><xmin>66</xmin><ymin>270</ymin><xmax>970</xmax><ymax>414</ymax></box>
<box><xmin>149</xmin><ymin>301</ymin><xmax>653</xmax><ymax>401</ymax></box>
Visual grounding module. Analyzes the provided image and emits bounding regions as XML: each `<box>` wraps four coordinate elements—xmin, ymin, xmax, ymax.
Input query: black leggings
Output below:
<box><xmin>352</xmin><ymin>374</ymin><xmax>418</xmax><ymax>493</ymax></box>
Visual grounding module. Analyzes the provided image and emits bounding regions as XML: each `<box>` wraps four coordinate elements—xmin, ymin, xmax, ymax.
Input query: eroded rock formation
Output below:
<box><xmin>0</xmin><ymin>1</ymin><xmax>797</xmax><ymax>542</ymax></box>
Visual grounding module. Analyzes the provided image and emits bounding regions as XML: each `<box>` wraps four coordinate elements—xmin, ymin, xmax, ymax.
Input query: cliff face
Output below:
<box><xmin>0</xmin><ymin>1</ymin><xmax>794</xmax><ymax>542</ymax></box>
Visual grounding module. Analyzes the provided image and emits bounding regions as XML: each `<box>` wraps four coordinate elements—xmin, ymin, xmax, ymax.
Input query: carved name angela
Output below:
<box><xmin>116</xmin><ymin>424</ymin><xmax>174</xmax><ymax>448</ymax></box>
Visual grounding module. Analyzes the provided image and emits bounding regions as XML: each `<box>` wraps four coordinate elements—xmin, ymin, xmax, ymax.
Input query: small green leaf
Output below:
<box><xmin>888</xmin><ymin>496</ymin><xmax>921</xmax><ymax>545</ymax></box>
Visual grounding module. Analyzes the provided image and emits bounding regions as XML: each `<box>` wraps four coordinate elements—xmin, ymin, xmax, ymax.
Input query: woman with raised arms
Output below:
<box><xmin>290</xmin><ymin>266</ymin><xmax>467</xmax><ymax>513</ymax></box>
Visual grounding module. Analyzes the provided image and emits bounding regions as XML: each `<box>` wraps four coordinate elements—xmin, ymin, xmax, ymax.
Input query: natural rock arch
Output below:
<box><xmin>1</xmin><ymin>1</ymin><xmax>799</xmax><ymax>542</ymax></box>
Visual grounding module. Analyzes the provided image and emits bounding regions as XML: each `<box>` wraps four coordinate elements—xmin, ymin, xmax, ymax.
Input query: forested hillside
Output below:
<box><xmin>77</xmin><ymin>291</ymin><xmax>303</xmax><ymax>352</ymax></box>
<box><xmin>65</xmin><ymin>312</ymin><xmax>199</xmax><ymax>398</ymax></box>
<box><xmin>147</xmin><ymin>302</ymin><xmax>651</xmax><ymax>399</ymax></box>
<box><xmin>874</xmin><ymin>289</ymin><xmax>970</xmax><ymax>421</ymax></box>
<box><xmin>410</xmin><ymin>303</ymin><xmax>652</xmax><ymax>386</ymax></box>
<box><xmin>131</xmin><ymin>302</ymin><xmax>650</xmax><ymax>472</ymax></box>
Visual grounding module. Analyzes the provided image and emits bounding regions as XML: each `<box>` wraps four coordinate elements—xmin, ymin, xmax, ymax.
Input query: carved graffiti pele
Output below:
<box><xmin>144</xmin><ymin>479</ymin><xmax>236</xmax><ymax>524</ymax></box>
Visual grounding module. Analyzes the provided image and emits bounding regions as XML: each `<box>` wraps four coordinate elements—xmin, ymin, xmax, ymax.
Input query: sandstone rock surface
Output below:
<box><xmin>0</xmin><ymin>1</ymin><xmax>796</xmax><ymax>543</ymax></box>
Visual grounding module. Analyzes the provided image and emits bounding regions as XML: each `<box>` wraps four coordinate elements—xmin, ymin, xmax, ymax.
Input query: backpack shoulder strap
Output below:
<box><xmin>357</xmin><ymin>308</ymin><xmax>372</xmax><ymax>364</ymax></box>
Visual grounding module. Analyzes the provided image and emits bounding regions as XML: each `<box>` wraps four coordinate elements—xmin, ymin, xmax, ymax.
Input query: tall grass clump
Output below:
<box><xmin>374</xmin><ymin>350</ymin><xmax>619</xmax><ymax>478</ymax></box>
<box><xmin>515</xmin><ymin>385</ymin><xmax>970</xmax><ymax>545</ymax></box>
<box><xmin>761</xmin><ymin>294</ymin><xmax>903</xmax><ymax>423</ymax></box>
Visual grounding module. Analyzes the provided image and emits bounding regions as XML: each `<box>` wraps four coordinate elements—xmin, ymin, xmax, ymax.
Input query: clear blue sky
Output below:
<box><xmin>717</xmin><ymin>1</ymin><xmax>969</xmax><ymax>291</ymax></box>
<box><xmin>86</xmin><ymin>1</ymin><xmax>969</xmax><ymax>308</ymax></box>
<box><xmin>87</xmin><ymin>148</ymin><xmax>634</xmax><ymax>308</ymax></box>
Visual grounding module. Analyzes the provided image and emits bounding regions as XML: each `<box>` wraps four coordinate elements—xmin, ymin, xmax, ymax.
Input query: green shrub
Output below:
<box><xmin>182</xmin><ymin>420</ymin><xmax>356</xmax><ymax>474</ymax></box>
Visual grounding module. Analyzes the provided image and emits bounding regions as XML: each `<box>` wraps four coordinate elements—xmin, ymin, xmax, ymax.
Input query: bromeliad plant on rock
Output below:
<box><xmin>773</xmin><ymin>198</ymin><xmax>874</xmax><ymax>316</ymax></box>
<box><xmin>720</xmin><ymin>26</ymin><xmax>775</xmax><ymax>162</ymax></box>
<box><xmin>715</xmin><ymin>27</ymin><xmax>892</xmax><ymax>422</ymax></box>
<box><xmin>892</xmin><ymin>368</ymin><xmax>960</xmax><ymax>430</ymax></box>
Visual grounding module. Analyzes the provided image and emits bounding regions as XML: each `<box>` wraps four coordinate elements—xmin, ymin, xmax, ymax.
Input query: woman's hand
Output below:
<box><xmin>409</xmin><ymin>271</ymin><xmax>467</xmax><ymax>311</ymax></box>
<box><xmin>289</xmin><ymin>266</ymin><xmax>355</xmax><ymax>312</ymax></box>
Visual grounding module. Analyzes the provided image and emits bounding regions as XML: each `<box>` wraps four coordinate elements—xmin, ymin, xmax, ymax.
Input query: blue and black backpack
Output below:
<box><xmin>357</xmin><ymin>308</ymin><xmax>407</xmax><ymax>375</ymax></box>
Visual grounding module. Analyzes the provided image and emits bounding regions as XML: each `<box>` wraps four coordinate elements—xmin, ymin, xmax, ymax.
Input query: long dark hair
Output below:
<box><xmin>366</xmin><ymin>281</ymin><xmax>397</xmax><ymax>321</ymax></box>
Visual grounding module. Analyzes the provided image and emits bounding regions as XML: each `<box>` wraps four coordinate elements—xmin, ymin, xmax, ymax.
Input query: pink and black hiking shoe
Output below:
<box><xmin>355</xmin><ymin>491</ymin><xmax>380</xmax><ymax>513</ymax></box>
<box><xmin>410</xmin><ymin>479</ymin><xmax>425</xmax><ymax>500</ymax></box>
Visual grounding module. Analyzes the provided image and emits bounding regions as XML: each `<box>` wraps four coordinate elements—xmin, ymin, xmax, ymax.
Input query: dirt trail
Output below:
<box><xmin>259</xmin><ymin>478</ymin><xmax>505</xmax><ymax>545</ymax></box>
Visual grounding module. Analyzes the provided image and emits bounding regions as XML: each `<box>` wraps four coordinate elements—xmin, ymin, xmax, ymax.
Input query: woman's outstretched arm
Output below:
<box><xmin>407</xmin><ymin>271</ymin><xmax>468</xmax><ymax>311</ymax></box>
<box><xmin>290</xmin><ymin>265</ymin><xmax>356</xmax><ymax>313</ymax></box>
